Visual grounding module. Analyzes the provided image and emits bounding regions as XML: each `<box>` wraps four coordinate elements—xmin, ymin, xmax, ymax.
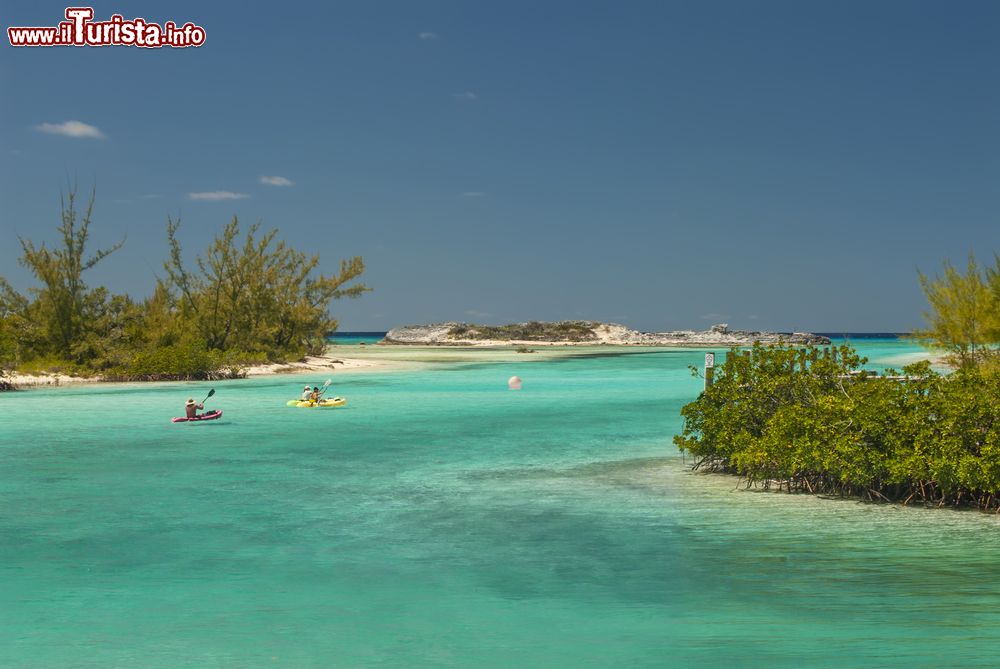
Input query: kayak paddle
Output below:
<box><xmin>315</xmin><ymin>379</ymin><xmax>332</xmax><ymax>401</ymax></box>
<box><xmin>202</xmin><ymin>388</ymin><xmax>215</xmax><ymax>405</ymax></box>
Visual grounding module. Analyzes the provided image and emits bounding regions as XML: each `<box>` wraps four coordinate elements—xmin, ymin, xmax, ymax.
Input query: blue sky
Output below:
<box><xmin>2</xmin><ymin>0</ymin><xmax>998</xmax><ymax>332</ymax></box>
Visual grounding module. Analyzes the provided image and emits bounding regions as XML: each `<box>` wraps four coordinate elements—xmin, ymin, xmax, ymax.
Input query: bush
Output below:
<box><xmin>106</xmin><ymin>341</ymin><xmax>228</xmax><ymax>381</ymax></box>
<box><xmin>674</xmin><ymin>343</ymin><xmax>1000</xmax><ymax>510</ymax></box>
<box><xmin>448</xmin><ymin>321</ymin><xmax>599</xmax><ymax>342</ymax></box>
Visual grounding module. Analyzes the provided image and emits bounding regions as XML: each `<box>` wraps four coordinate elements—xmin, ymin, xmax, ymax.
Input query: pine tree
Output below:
<box><xmin>915</xmin><ymin>255</ymin><xmax>1000</xmax><ymax>367</ymax></box>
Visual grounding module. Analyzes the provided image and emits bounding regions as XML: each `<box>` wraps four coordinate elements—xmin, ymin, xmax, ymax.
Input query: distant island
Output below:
<box><xmin>381</xmin><ymin>321</ymin><xmax>831</xmax><ymax>346</ymax></box>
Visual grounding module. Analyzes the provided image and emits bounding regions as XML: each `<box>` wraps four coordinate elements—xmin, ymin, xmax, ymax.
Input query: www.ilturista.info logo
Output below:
<box><xmin>8</xmin><ymin>7</ymin><xmax>206</xmax><ymax>48</ymax></box>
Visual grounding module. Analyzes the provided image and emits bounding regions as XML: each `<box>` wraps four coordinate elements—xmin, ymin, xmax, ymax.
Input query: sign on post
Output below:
<box><xmin>704</xmin><ymin>352</ymin><xmax>715</xmax><ymax>390</ymax></box>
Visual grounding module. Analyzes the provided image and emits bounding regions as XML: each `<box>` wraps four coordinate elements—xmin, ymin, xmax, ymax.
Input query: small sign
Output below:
<box><xmin>705</xmin><ymin>352</ymin><xmax>715</xmax><ymax>368</ymax></box>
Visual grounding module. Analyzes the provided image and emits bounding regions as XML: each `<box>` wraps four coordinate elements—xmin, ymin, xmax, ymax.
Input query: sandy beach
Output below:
<box><xmin>3</xmin><ymin>370</ymin><xmax>95</xmax><ymax>388</ymax></box>
<box><xmin>242</xmin><ymin>354</ymin><xmax>389</xmax><ymax>376</ymax></box>
<box><xmin>2</xmin><ymin>353</ymin><xmax>403</xmax><ymax>389</ymax></box>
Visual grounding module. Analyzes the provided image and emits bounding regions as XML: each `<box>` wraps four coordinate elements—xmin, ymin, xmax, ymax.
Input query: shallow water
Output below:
<box><xmin>4</xmin><ymin>337</ymin><xmax>997</xmax><ymax>668</ymax></box>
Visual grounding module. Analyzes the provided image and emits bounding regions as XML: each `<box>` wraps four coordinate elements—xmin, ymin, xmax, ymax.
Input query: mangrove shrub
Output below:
<box><xmin>674</xmin><ymin>343</ymin><xmax>1000</xmax><ymax>510</ymax></box>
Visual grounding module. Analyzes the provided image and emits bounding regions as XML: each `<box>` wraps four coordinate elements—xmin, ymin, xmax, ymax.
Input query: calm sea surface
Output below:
<box><xmin>3</xmin><ymin>336</ymin><xmax>998</xmax><ymax>668</ymax></box>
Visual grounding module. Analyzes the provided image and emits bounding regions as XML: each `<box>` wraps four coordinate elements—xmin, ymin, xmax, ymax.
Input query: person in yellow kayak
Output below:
<box><xmin>185</xmin><ymin>398</ymin><xmax>204</xmax><ymax>419</ymax></box>
<box><xmin>309</xmin><ymin>386</ymin><xmax>322</xmax><ymax>405</ymax></box>
<box><xmin>300</xmin><ymin>385</ymin><xmax>313</xmax><ymax>402</ymax></box>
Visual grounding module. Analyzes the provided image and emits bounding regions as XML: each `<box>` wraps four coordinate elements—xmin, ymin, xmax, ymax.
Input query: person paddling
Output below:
<box><xmin>185</xmin><ymin>398</ymin><xmax>204</xmax><ymax>419</ymax></box>
<box><xmin>310</xmin><ymin>386</ymin><xmax>322</xmax><ymax>405</ymax></box>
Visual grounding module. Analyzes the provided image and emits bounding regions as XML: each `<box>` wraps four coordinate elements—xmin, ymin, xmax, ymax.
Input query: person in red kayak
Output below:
<box><xmin>185</xmin><ymin>398</ymin><xmax>204</xmax><ymax>419</ymax></box>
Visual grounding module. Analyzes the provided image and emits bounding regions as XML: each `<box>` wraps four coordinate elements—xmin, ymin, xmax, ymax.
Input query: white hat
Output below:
<box><xmin>304</xmin><ymin>385</ymin><xmax>312</xmax><ymax>390</ymax></box>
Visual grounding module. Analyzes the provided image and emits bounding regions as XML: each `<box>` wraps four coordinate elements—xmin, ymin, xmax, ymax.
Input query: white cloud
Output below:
<box><xmin>462</xmin><ymin>191</ymin><xmax>486</xmax><ymax>197</ymax></box>
<box><xmin>419</xmin><ymin>32</ymin><xmax>439</xmax><ymax>40</ymax></box>
<box><xmin>259</xmin><ymin>175</ymin><xmax>294</xmax><ymax>187</ymax></box>
<box><xmin>453</xmin><ymin>91</ymin><xmax>478</xmax><ymax>101</ymax></box>
<box><xmin>35</xmin><ymin>120</ymin><xmax>105</xmax><ymax>139</ymax></box>
<box><xmin>188</xmin><ymin>191</ymin><xmax>250</xmax><ymax>201</ymax></box>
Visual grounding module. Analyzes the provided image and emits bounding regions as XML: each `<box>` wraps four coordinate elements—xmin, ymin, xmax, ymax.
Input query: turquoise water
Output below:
<box><xmin>4</xmin><ymin>338</ymin><xmax>1000</xmax><ymax>668</ymax></box>
<box><xmin>328</xmin><ymin>332</ymin><xmax>387</xmax><ymax>346</ymax></box>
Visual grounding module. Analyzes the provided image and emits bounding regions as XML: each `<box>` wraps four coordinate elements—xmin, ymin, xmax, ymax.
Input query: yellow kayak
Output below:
<box><xmin>286</xmin><ymin>397</ymin><xmax>347</xmax><ymax>408</ymax></box>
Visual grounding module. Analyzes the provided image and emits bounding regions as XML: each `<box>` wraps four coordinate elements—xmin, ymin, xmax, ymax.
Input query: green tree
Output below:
<box><xmin>0</xmin><ymin>187</ymin><xmax>368</xmax><ymax>381</ymax></box>
<box><xmin>915</xmin><ymin>255</ymin><xmax>1000</xmax><ymax>368</ymax></box>
<box><xmin>16</xmin><ymin>186</ymin><xmax>124</xmax><ymax>361</ymax></box>
<box><xmin>0</xmin><ymin>278</ymin><xmax>28</xmax><ymax>377</ymax></box>
<box><xmin>163</xmin><ymin>216</ymin><xmax>369</xmax><ymax>359</ymax></box>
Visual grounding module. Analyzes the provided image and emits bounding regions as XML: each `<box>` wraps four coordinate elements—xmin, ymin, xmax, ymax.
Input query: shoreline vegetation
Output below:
<box><xmin>0</xmin><ymin>186</ymin><xmax>370</xmax><ymax>390</ymax></box>
<box><xmin>675</xmin><ymin>255</ymin><xmax>1000</xmax><ymax>512</ymax></box>
<box><xmin>382</xmin><ymin>321</ymin><xmax>831</xmax><ymax>347</ymax></box>
<box><xmin>675</xmin><ymin>343</ymin><xmax>1000</xmax><ymax>511</ymax></box>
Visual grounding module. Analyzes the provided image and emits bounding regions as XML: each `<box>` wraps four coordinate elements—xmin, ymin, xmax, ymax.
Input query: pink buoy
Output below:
<box><xmin>508</xmin><ymin>375</ymin><xmax>522</xmax><ymax>390</ymax></box>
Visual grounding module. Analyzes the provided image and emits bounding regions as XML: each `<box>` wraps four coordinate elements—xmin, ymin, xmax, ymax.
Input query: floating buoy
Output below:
<box><xmin>508</xmin><ymin>375</ymin><xmax>522</xmax><ymax>390</ymax></box>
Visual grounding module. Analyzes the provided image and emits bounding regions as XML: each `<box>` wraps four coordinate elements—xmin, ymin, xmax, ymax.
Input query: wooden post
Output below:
<box><xmin>704</xmin><ymin>352</ymin><xmax>715</xmax><ymax>390</ymax></box>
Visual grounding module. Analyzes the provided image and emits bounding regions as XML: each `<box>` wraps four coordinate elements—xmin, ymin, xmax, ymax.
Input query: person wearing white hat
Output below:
<box><xmin>184</xmin><ymin>397</ymin><xmax>204</xmax><ymax>419</ymax></box>
<box><xmin>301</xmin><ymin>385</ymin><xmax>313</xmax><ymax>401</ymax></box>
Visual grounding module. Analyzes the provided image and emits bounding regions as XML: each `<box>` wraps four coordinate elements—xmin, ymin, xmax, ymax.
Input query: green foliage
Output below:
<box><xmin>674</xmin><ymin>343</ymin><xmax>1000</xmax><ymax>509</ymax></box>
<box><xmin>105</xmin><ymin>338</ymin><xmax>268</xmax><ymax>381</ymax></box>
<box><xmin>111</xmin><ymin>339</ymin><xmax>216</xmax><ymax>381</ymax></box>
<box><xmin>915</xmin><ymin>255</ymin><xmax>1000</xmax><ymax>368</ymax></box>
<box><xmin>448</xmin><ymin>321</ymin><xmax>599</xmax><ymax>341</ymax></box>
<box><xmin>0</xmin><ymin>278</ymin><xmax>29</xmax><ymax>375</ymax></box>
<box><xmin>0</xmin><ymin>188</ymin><xmax>369</xmax><ymax>384</ymax></box>
<box><xmin>16</xmin><ymin>186</ymin><xmax>124</xmax><ymax>361</ymax></box>
<box><xmin>163</xmin><ymin>217</ymin><xmax>369</xmax><ymax>360</ymax></box>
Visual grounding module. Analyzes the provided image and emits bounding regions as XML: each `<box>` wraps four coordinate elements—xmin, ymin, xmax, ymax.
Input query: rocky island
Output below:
<box><xmin>381</xmin><ymin>321</ymin><xmax>831</xmax><ymax>346</ymax></box>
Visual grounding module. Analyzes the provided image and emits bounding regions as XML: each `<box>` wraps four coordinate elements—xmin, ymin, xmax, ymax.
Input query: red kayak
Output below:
<box><xmin>171</xmin><ymin>409</ymin><xmax>223</xmax><ymax>423</ymax></box>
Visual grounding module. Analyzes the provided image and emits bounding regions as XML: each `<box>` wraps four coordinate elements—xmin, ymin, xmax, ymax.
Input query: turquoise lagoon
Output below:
<box><xmin>3</xmin><ymin>337</ymin><xmax>1000</xmax><ymax>668</ymax></box>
